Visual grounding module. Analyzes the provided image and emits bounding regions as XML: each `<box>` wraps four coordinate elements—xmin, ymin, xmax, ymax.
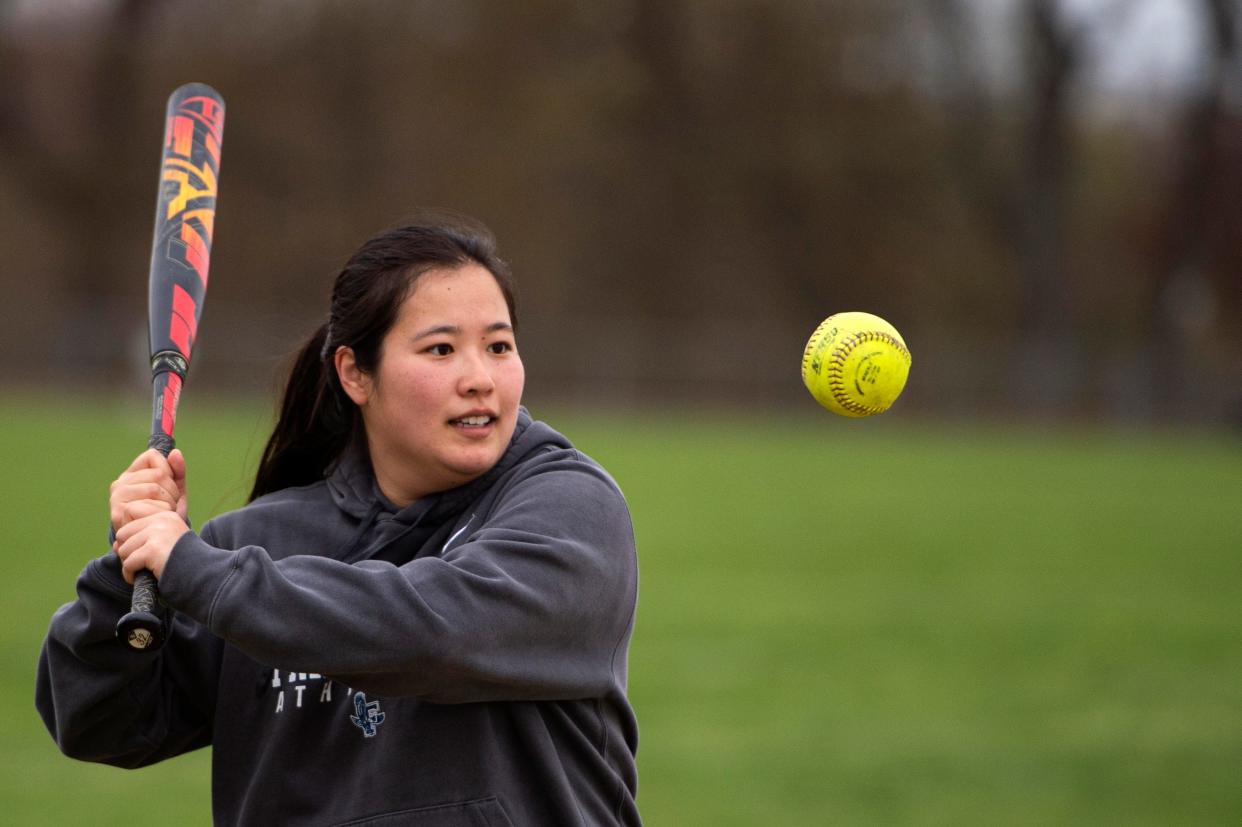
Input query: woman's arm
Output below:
<box><xmin>158</xmin><ymin>457</ymin><xmax>638</xmax><ymax>704</ymax></box>
<box><xmin>36</xmin><ymin>547</ymin><xmax>224</xmax><ymax>767</ymax></box>
<box><xmin>36</xmin><ymin>450</ymin><xmax>219</xmax><ymax>767</ymax></box>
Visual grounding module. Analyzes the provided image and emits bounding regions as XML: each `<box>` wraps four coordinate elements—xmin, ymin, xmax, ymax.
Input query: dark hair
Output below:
<box><xmin>249</xmin><ymin>219</ymin><xmax>517</xmax><ymax>501</ymax></box>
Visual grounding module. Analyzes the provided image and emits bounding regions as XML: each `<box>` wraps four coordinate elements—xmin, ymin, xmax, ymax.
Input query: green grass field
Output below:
<box><xmin>3</xmin><ymin>393</ymin><xmax>1240</xmax><ymax>824</ymax></box>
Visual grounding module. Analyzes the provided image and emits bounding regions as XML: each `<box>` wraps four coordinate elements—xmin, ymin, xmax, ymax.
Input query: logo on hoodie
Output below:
<box><xmin>349</xmin><ymin>691</ymin><xmax>386</xmax><ymax>737</ymax></box>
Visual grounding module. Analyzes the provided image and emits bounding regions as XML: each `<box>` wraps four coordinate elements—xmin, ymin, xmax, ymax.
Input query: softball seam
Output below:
<box><xmin>825</xmin><ymin>331</ymin><xmax>911</xmax><ymax>415</ymax></box>
<box><xmin>801</xmin><ymin>324</ymin><xmax>831</xmax><ymax>380</ymax></box>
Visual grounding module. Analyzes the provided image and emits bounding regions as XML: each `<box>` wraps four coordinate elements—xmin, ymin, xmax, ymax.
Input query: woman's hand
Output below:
<box><xmin>113</xmin><ymin>511</ymin><xmax>190</xmax><ymax>583</ymax></box>
<box><xmin>109</xmin><ymin>448</ymin><xmax>188</xmax><ymax>533</ymax></box>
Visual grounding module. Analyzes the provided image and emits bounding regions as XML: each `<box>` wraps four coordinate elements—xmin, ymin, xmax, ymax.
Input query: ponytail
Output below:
<box><xmin>249</xmin><ymin>324</ymin><xmax>356</xmax><ymax>501</ymax></box>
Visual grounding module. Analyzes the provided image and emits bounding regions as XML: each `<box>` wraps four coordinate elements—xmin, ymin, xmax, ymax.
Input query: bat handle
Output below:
<box><xmin>115</xmin><ymin>432</ymin><xmax>176</xmax><ymax>651</ymax></box>
<box><xmin>148</xmin><ymin>433</ymin><xmax>175</xmax><ymax>456</ymax></box>
<box><xmin>117</xmin><ymin>571</ymin><xmax>164</xmax><ymax>651</ymax></box>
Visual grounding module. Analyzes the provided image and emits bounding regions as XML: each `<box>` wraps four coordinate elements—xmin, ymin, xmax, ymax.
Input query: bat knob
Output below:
<box><xmin>116</xmin><ymin>610</ymin><xmax>165</xmax><ymax>651</ymax></box>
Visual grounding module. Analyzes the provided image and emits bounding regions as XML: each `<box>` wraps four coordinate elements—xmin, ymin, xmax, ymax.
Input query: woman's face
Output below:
<box><xmin>339</xmin><ymin>263</ymin><xmax>525</xmax><ymax>506</ymax></box>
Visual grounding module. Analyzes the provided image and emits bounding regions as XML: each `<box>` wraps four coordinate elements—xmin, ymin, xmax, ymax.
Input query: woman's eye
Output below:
<box><xmin>426</xmin><ymin>343</ymin><xmax>453</xmax><ymax>356</ymax></box>
<box><xmin>488</xmin><ymin>341</ymin><xmax>513</xmax><ymax>354</ymax></box>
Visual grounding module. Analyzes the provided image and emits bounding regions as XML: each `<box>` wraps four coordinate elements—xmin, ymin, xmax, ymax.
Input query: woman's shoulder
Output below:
<box><xmin>248</xmin><ymin>479</ymin><xmax>334</xmax><ymax>506</ymax></box>
<box><xmin>201</xmin><ymin>479</ymin><xmax>335</xmax><ymax>542</ymax></box>
<box><xmin>507</xmin><ymin>417</ymin><xmax>610</xmax><ymax>475</ymax></box>
<box><xmin>498</xmin><ymin>432</ymin><xmax>629</xmax><ymax>513</ymax></box>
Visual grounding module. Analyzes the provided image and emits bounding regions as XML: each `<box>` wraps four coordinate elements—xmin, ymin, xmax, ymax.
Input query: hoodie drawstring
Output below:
<box><xmin>337</xmin><ymin>500</ymin><xmax>384</xmax><ymax>564</ymax></box>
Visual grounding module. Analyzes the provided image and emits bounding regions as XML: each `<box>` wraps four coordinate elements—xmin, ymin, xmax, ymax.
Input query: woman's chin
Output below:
<box><xmin>442</xmin><ymin>448</ymin><xmax>503</xmax><ymax>482</ymax></box>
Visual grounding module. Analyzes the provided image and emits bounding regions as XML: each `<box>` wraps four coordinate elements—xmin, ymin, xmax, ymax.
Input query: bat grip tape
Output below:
<box><xmin>116</xmin><ymin>367</ymin><xmax>183</xmax><ymax>651</ymax></box>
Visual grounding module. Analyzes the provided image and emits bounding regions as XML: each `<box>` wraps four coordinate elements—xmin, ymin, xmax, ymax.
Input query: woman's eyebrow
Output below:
<box><xmin>412</xmin><ymin>321</ymin><xmax>513</xmax><ymax>340</ymax></box>
<box><xmin>412</xmin><ymin>324</ymin><xmax>459</xmax><ymax>340</ymax></box>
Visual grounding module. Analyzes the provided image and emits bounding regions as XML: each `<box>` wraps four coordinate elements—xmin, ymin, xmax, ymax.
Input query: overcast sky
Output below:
<box><xmin>1066</xmin><ymin>0</ymin><xmax>1202</xmax><ymax>93</ymax></box>
<box><xmin>974</xmin><ymin>0</ymin><xmax>1204</xmax><ymax>97</ymax></box>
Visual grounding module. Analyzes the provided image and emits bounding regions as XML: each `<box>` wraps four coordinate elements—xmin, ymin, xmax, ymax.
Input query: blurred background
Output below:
<box><xmin>2</xmin><ymin>1</ymin><xmax>1240</xmax><ymax>825</ymax></box>
<box><xmin>2</xmin><ymin>0</ymin><xmax>1240</xmax><ymax>420</ymax></box>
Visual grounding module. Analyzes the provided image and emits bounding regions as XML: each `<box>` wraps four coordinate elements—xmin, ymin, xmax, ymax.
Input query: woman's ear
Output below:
<box><xmin>334</xmin><ymin>346</ymin><xmax>371</xmax><ymax>406</ymax></box>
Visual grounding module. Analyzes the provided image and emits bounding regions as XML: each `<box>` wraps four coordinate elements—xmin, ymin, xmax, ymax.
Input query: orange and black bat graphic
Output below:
<box><xmin>147</xmin><ymin>84</ymin><xmax>224</xmax><ymax>453</ymax></box>
<box><xmin>117</xmin><ymin>84</ymin><xmax>225</xmax><ymax>652</ymax></box>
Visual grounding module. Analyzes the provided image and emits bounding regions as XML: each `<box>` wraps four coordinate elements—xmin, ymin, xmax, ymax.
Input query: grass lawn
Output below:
<box><xmin>3</xmin><ymin>392</ymin><xmax>1240</xmax><ymax>824</ymax></box>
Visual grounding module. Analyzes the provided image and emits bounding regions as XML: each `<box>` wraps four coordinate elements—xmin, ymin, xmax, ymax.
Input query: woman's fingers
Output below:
<box><xmin>114</xmin><ymin>512</ymin><xmax>187</xmax><ymax>583</ymax></box>
<box><xmin>109</xmin><ymin>451</ymin><xmax>185</xmax><ymax>531</ymax></box>
<box><xmin>120</xmin><ymin>499</ymin><xmax>169</xmax><ymax>524</ymax></box>
<box><xmin>116</xmin><ymin>464</ymin><xmax>181</xmax><ymax>501</ymax></box>
<box><xmin>109</xmin><ymin>449</ymin><xmax>194</xmax><ymax>568</ymax></box>
<box><xmin>110</xmin><ymin>483</ymin><xmax>177</xmax><ymax>532</ymax></box>
<box><xmin>168</xmin><ymin>449</ymin><xmax>187</xmax><ymax>492</ymax></box>
<box><xmin>167</xmin><ymin>448</ymin><xmax>189</xmax><ymax>520</ymax></box>
<box><xmin>112</xmin><ymin>474</ymin><xmax>180</xmax><ymax>505</ymax></box>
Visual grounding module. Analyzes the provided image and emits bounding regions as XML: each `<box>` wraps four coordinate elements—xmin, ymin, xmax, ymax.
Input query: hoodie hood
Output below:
<box><xmin>325</xmin><ymin>406</ymin><xmax>569</xmax><ymax>526</ymax></box>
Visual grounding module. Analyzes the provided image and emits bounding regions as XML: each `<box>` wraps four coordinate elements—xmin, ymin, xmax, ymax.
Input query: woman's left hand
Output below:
<box><xmin>113</xmin><ymin>511</ymin><xmax>190</xmax><ymax>584</ymax></box>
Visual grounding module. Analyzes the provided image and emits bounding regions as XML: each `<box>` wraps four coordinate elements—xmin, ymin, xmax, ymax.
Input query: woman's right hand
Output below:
<box><xmin>109</xmin><ymin>448</ymin><xmax>188</xmax><ymax>534</ymax></box>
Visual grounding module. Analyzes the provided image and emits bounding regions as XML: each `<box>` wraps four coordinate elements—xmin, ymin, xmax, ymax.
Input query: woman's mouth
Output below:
<box><xmin>451</xmin><ymin>415</ymin><xmax>495</xmax><ymax>429</ymax></box>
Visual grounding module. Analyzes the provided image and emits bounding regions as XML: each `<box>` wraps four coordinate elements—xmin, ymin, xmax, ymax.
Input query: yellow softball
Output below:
<box><xmin>801</xmin><ymin>311</ymin><xmax>912</xmax><ymax>418</ymax></box>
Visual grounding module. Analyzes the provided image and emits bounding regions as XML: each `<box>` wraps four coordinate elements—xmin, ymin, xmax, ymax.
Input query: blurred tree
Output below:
<box><xmin>1142</xmin><ymin>0</ymin><xmax>1241</xmax><ymax>419</ymax></box>
<box><xmin>0</xmin><ymin>0</ymin><xmax>1238</xmax><ymax>421</ymax></box>
<box><xmin>1013</xmin><ymin>0</ymin><xmax>1083</xmax><ymax>413</ymax></box>
<box><xmin>922</xmin><ymin>0</ymin><xmax>1242</xmax><ymax>421</ymax></box>
<box><xmin>0</xmin><ymin>0</ymin><xmax>156</xmax><ymax>383</ymax></box>
<box><xmin>927</xmin><ymin>0</ymin><xmax>1100</xmax><ymax>414</ymax></box>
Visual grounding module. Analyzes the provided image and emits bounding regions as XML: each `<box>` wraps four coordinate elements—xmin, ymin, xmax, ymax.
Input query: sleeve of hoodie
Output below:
<box><xmin>35</xmin><ymin>535</ymin><xmax>224</xmax><ymax>767</ymax></box>
<box><xmin>158</xmin><ymin>453</ymin><xmax>638</xmax><ymax>703</ymax></box>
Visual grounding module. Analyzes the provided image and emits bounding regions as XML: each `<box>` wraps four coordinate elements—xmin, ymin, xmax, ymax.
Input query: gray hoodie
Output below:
<box><xmin>37</xmin><ymin>409</ymin><xmax>640</xmax><ymax>826</ymax></box>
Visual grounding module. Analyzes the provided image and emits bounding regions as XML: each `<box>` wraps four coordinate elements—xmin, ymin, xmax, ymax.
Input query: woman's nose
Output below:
<box><xmin>458</xmin><ymin>348</ymin><xmax>496</xmax><ymax>395</ymax></box>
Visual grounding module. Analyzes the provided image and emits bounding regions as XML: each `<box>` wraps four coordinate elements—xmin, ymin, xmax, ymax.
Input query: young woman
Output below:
<box><xmin>37</xmin><ymin>220</ymin><xmax>641</xmax><ymax>826</ymax></box>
